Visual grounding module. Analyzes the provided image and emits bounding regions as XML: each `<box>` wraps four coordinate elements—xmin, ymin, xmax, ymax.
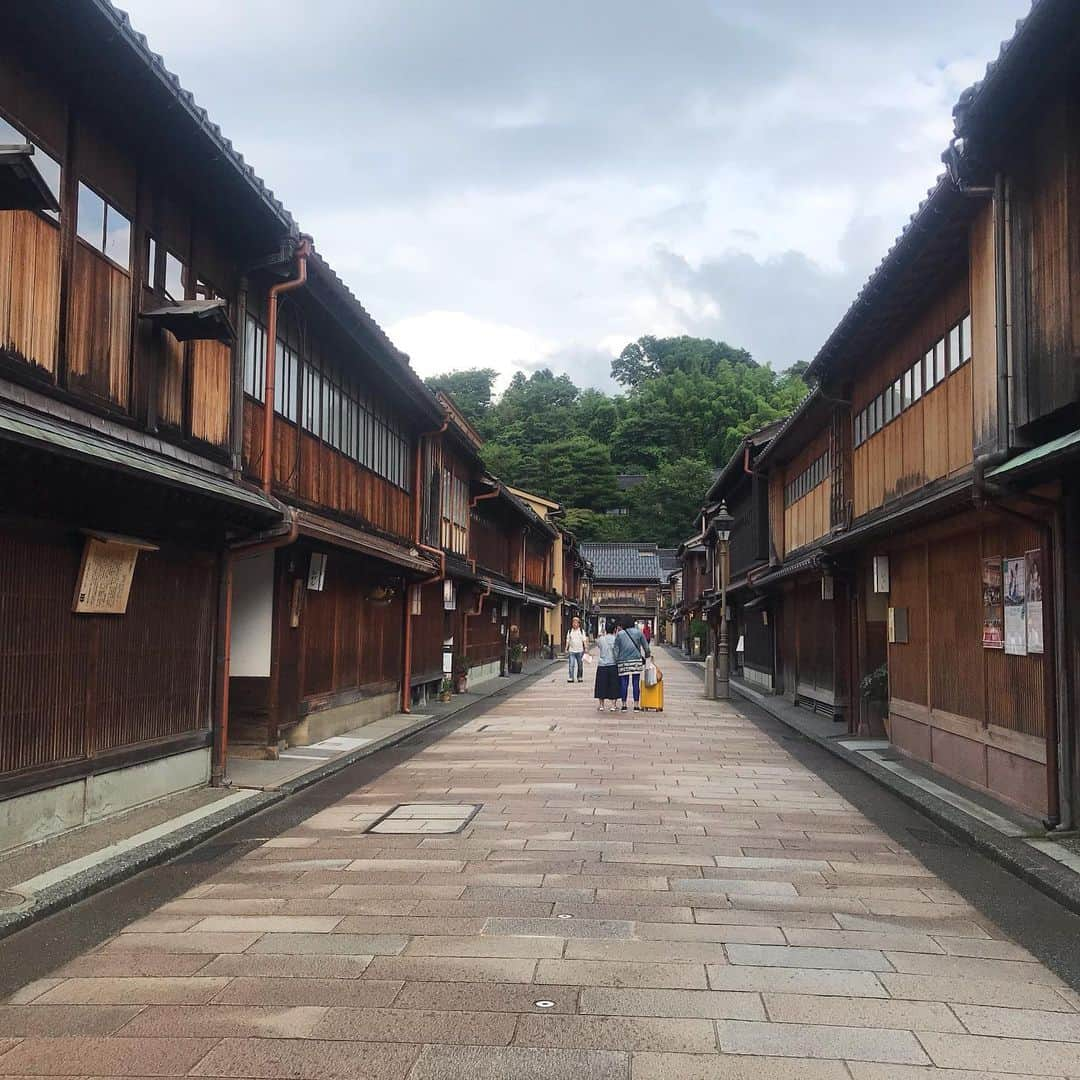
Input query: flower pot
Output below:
<box><xmin>454</xmin><ymin>675</ymin><xmax>468</xmax><ymax>694</ymax></box>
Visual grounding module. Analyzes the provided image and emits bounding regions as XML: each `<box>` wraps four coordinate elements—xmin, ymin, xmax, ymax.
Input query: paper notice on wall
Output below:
<box><xmin>1003</xmin><ymin>555</ymin><xmax>1027</xmax><ymax>656</ymax></box>
<box><xmin>981</xmin><ymin>557</ymin><xmax>1003</xmax><ymax>649</ymax></box>
<box><xmin>1025</xmin><ymin>548</ymin><xmax>1044</xmax><ymax>655</ymax></box>
<box><xmin>73</xmin><ymin>537</ymin><xmax>140</xmax><ymax>614</ymax></box>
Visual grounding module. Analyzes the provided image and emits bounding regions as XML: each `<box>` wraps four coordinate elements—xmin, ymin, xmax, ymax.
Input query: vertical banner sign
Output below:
<box><xmin>981</xmin><ymin>557</ymin><xmax>1004</xmax><ymax>649</ymax></box>
<box><xmin>1025</xmin><ymin>548</ymin><xmax>1044</xmax><ymax>655</ymax></box>
<box><xmin>1003</xmin><ymin>555</ymin><xmax>1027</xmax><ymax>656</ymax></box>
<box><xmin>306</xmin><ymin>552</ymin><xmax>327</xmax><ymax>591</ymax></box>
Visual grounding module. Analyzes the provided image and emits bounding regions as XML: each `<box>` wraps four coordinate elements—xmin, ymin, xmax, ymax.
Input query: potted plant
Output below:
<box><xmin>859</xmin><ymin>664</ymin><xmax>889</xmax><ymax>737</ymax></box>
<box><xmin>508</xmin><ymin>641</ymin><xmax>525</xmax><ymax>674</ymax></box>
<box><xmin>690</xmin><ymin>619</ymin><xmax>708</xmax><ymax>659</ymax></box>
<box><xmin>453</xmin><ymin>654</ymin><xmax>470</xmax><ymax>694</ymax></box>
<box><xmin>437</xmin><ymin>676</ymin><xmax>453</xmax><ymax>703</ymax></box>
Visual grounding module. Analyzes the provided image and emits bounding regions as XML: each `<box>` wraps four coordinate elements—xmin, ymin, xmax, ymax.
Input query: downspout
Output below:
<box><xmin>261</xmin><ymin>238</ymin><xmax>311</xmax><ymax>495</ymax></box>
<box><xmin>402</xmin><ymin>420</ymin><xmax>449</xmax><ymax>713</ymax></box>
<box><xmin>462</xmin><ymin>582</ymin><xmax>492</xmax><ymax>671</ymax></box>
<box><xmin>211</xmin><ymin>507</ymin><xmax>299</xmax><ymax>786</ymax></box>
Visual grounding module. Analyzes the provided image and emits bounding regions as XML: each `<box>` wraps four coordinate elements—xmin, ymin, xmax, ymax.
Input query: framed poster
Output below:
<box><xmin>1025</xmin><ymin>548</ymin><xmax>1044</xmax><ymax>655</ymax></box>
<box><xmin>981</xmin><ymin>557</ymin><xmax>1003</xmax><ymax>649</ymax></box>
<box><xmin>1003</xmin><ymin>555</ymin><xmax>1027</xmax><ymax>656</ymax></box>
<box><xmin>73</xmin><ymin>532</ymin><xmax>158</xmax><ymax>615</ymax></box>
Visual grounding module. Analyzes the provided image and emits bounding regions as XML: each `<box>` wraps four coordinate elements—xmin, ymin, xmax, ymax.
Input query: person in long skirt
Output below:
<box><xmin>593</xmin><ymin>622</ymin><xmax>620</xmax><ymax>711</ymax></box>
<box><xmin>614</xmin><ymin>615</ymin><xmax>651</xmax><ymax>711</ymax></box>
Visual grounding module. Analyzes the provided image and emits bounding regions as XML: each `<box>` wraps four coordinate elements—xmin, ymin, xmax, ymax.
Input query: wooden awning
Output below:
<box><xmin>139</xmin><ymin>298</ymin><xmax>236</xmax><ymax>344</ymax></box>
<box><xmin>0</xmin><ymin>144</ymin><xmax>60</xmax><ymax>213</ymax></box>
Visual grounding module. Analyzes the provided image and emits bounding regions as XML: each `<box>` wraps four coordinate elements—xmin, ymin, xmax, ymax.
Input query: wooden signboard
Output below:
<box><xmin>73</xmin><ymin>533</ymin><xmax>157</xmax><ymax>615</ymax></box>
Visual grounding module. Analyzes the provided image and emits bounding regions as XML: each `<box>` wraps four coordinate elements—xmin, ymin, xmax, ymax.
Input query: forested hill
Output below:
<box><xmin>424</xmin><ymin>335</ymin><xmax>808</xmax><ymax>547</ymax></box>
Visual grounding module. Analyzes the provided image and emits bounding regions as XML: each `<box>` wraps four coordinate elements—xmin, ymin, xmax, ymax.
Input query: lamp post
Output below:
<box><xmin>710</xmin><ymin>501</ymin><xmax>734</xmax><ymax>700</ymax></box>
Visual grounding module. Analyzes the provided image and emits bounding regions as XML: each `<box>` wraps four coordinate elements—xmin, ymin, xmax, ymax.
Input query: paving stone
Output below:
<box><xmin>115</xmin><ymin>1004</ymin><xmax>326</xmax><ymax>1038</ymax></box>
<box><xmin>950</xmin><ymin>1003</ymin><xmax>1080</xmax><ymax>1040</ymax></box>
<box><xmin>403</xmin><ymin>935</ymin><xmax>564</xmax><ymax>958</ymax></box>
<box><xmin>883</xmin><ymin>952</ymin><xmax>1068</xmax><ymax>984</ymax></box>
<box><xmin>715</xmin><ymin>1019</ymin><xmax>930</xmax><ymax>1064</ymax></box>
<box><xmin>247</xmin><ymin>933</ymin><xmax>408</xmax><ymax>955</ymax></box>
<box><xmin>405</xmin><ymin>1044</ymin><xmax>628</xmax><ymax>1080</ymax></box>
<box><xmin>565</xmin><ymin>940</ymin><xmax>729</xmax><ymax>963</ymax></box>
<box><xmin>32</xmin><ymin>977</ymin><xmax>232</xmax><ymax>1006</ymax></box>
<box><xmin>762</xmin><ymin>993</ymin><xmax>964</xmax><ymax>1031</ymax></box>
<box><xmin>707</xmin><ymin>965</ymin><xmax>887</xmax><ymax>997</ymax></box>
<box><xmin>634</xmin><ymin>923</ymin><xmax>786</xmax><ymax>945</ymax></box>
<box><xmin>918</xmin><ymin>1031</ymin><xmax>1080</xmax><ymax>1073</ymax></box>
<box><xmin>536</xmin><ymin>959</ymin><xmax>707</xmax><ymax>989</ymax></box>
<box><xmin>197</xmin><ymin>953</ymin><xmax>374</xmax><ymax>979</ymax></box>
<box><xmin>580</xmin><ymin>987</ymin><xmax>765</xmax><ymax>1020</ymax></box>
<box><xmin>189</xmin><ymin>1037</ymin><xmax>419</xmax><ymax>1079</ymax></box>
<box><xmin>725</xmin><ymin>944</ymin><xmax>890</xmax><ymax>971</ymax></box>
<box><xmin>0</xmin><ymin>1005</ymin><xmax>142</xmax><ymax>1035</ymax></box>
<box><xmin>49</xmin><ymin>950</ymin><xmax>216</xmax><ymax>978</ymax></box>
<box><xmin>879</xmin><ymin>972</ymin><xmax>1076</xmax><ymax>1008</ymax></box>
<box><xmin>484</xmin><ymin>917</ymin><xmax>634</xmax><ymax>939</ymax></box>
<box><xmin>515</xmin><ymin>1013</ymin><xmax>716</xmax><ymax>1051</ymax></box>
<box><xmin>393</xmin><ymin>981</ymin><xmax>580</xmax><ymax>1014</ymax></box>
<box><xmin>190</xmin><ymin>915</ymin><xmax>343</xmax><ymax>933</ymax></box>
<box><xmin>209</xmin><ymin>977</ymin><xmax>402</xmax><ymax>1007</ymax></box>
<box><xmin>311</xmin><ymin>1007</ymin><xmax>517</xmax><ymax>1044</ymax></box>
<box><xmin>631</xmin><ymin>1051</ymin><xmax>851</xmax><ymax>1078</ymax></box>
<box><xmin>97</xmin><ymin>932</ymin><xmax>261</xmax><ymax>954</ymax></box>
<box><xmin>362</xmin><ymin>955</ymin><xmax>538</xmax><ymax>983</ymax></box>
<box><xmin>0</xmin><ymin>1037</ymin><xmax>218</xmax><ymax>1075</ymax></box>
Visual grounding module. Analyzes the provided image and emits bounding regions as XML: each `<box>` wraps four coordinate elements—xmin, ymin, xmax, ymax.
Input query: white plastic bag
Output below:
<box><xmin>643</xmin><ymin>658</ymin><xmax>658</xmax><ymax>687</ymax></box>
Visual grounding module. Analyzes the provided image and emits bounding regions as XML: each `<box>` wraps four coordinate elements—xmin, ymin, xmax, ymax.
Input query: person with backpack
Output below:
<box><xmin>613</xmin><ymin>615</ymin><xmax>651</xmax><ymax>711</ymax></box>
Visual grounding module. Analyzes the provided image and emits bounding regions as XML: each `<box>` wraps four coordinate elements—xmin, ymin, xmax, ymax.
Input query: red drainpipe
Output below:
<box><xmin>402</xmin><ymin>420</ymin><xmax>449</xmax><ymax>713</ymax></box>
<box><xmin>261</xmin><ymin>238</ymin><xmax>311</xmax><ymax>495</ymax></box>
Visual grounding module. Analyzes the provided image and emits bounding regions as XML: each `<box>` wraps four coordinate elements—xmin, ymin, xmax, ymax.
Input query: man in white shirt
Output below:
<box><xmin>565</xmin><ymin>616</ymin><xmax>587</xmax><ymax>683</ymax></box>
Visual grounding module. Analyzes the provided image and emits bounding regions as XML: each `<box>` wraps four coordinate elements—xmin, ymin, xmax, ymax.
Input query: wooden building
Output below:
<box><xmin>672</xmin><ymin>534</ymin><xmax>708</xmax><ymax>655</ymax></box>
<box><xmin>583</xmin><ymin>543</ymin><xmax>664</xmax><ymax>637</ymax></box>
<box><xmin>710</xmin><ymin>0</ymin><xmax>1080</xmax><ymax>825</ymax></box>
<box><xmin>0</xmin><ymin>2</ymin><xmax>293</xmax><ymax>850</ymax></box>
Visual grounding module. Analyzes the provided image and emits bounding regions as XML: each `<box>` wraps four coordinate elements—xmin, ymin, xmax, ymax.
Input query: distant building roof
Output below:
<box><xmin>657</xmin><ymin>548</ymin><xmax>680</xmax><ymax>574</ymax></box>
<box><xmin>616</xmin><ymin>474</ymin><xmax>647</xmax><ymax>491</ymax></box>
<box><xmin>580</xmin><ymin>543</ymin><xmax>663</xmax><ymax>583</ymax></box>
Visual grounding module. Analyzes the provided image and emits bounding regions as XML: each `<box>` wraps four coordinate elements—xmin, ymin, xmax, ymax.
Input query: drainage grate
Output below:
<box><xmin>364</xmin><ymin>803</ymin><xmax>482</xmax><ymax>835</ymax></box>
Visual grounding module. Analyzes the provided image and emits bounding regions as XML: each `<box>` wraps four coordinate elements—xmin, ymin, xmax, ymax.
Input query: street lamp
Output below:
<box><xmin>710</xmin><ymin>501</ymin><xmax>734</xmax><ymax>700</ymax></box>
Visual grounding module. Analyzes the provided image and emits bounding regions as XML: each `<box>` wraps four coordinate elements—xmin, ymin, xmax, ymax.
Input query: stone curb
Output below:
<box><xmin>724</xmin><ymin>675</ymin><xmax>1080</xmax><ymax>918</ymax></box>
<box><xmin>0</xmin><ymin>661</ymin><xmax>558</xmax><ymax>942</ymax></box>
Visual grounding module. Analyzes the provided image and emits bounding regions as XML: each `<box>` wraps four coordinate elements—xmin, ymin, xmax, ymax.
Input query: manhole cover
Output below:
<box><xmin>365</xmin><ymin>803</ymin><xmax>482</xmax><ymax>835</ymax></box>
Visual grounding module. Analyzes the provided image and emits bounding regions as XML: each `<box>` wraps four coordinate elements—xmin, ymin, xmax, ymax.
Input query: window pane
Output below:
<box><xmin>77</xmin><ymin>183</ymin><xmax>105</xmax><ymax>250</ymax></box>
<box><xmin>911</xmin><ymin>361</ymin><xmax>922</xmax><ymax>401</ymax></box>
<box><xmin>875</xmin><ymin>395</ymin><xmax>883</xmax><ymax>429</ymax></box>
<box><xmin>893</xmin><ymin>378</ymin><xmax>902</xmax><ymax>416</ymax></box>
<box><xmin>884</xmin><ymin>387</ymin><xmax>894</xmax><ymax>423</ymax></box>
<box><xmin>902</xmin><ymin>369</ymin><xmax>911</xmax><ymax>409</ymax></box>
<box><xmin>104</xmin><ymin>206</ymin><xmax>131</xmax><ymax>269</ymax></box>
<box><xmin>165</xmin><ymin>253</ymin><xmax>185</xmax><ymax>301</ymax></box>
<box><xmin>924</xmin><ymin>349</ymin><xmax>934</xmax><ymax>389</ymax></box>
<box><xmin>948</xmin><ymin>325</ymin><xmax>961</xmax><ymax>372</ymax></box>
<box><xmin>935</xmin><ymin>339</ymin><xmax>946</xmax><ymax>383</ymax></box>
<box><xmin>147</xmin><ymin>237</ymin><xmax>157</xmax><ymax>285</ymax></box>
<box><xmin>962</xmin><ymin>314</ymin><xmax>973</xmax><ymax>363</ymax></box>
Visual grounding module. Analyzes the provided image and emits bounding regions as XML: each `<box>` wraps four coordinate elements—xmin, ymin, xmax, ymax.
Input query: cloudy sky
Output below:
<box><xmin>122</xmin><ymin>0</ymin><xmax>1027</xmax><ymax>392</ymax></box>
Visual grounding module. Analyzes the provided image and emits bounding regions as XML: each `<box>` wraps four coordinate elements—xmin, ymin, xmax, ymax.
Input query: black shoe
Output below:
<box><xmin>634</xmin><ymin>705</ymin><xmax>642</xmax><ymax>711</ymax></box>
<box><xmin>620</xmin><ymin>704</ymin><xmax>628</xmax><ymax>711</ymax></box>
<box><xmin>577</xmin><ymin>678</ymin><xmax>583</xmax><ymax>682</ymax></box>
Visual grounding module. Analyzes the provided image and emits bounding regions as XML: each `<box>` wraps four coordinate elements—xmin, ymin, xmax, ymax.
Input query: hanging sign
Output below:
<box><xmin>73</xmin><ymin>533</ymin><xmax>157</xmax><ymax>615</ymax></box>
<box><xmin>981</xmin><ymin>557</ymin><xmax>1004</xmax><ymax>649</ymax></box>
<box><xmin>1003</xmin><ymin>555</ymin><xmax>1027</xmax><ymax>656</ymax></box>
<box><xmin>306</xmin><ymin>552</ymin><xmax>327</xmax><ymax>592</ymax></box>
<box><xmin>1025</xmin><ymin>548</ymin><xmax>1044</xmax><ymax>655</ymax></box>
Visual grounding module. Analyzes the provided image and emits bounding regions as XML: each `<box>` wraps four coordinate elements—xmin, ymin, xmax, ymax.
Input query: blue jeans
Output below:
<box><xmin>620</xmin><ymin>673</ymin><xmax>641</xmax><ymax>703</ymax></box>
<box><xmin>568</xmin><ymin>652</ymin><xmax>584</xmax><ymax>680</ymax></box>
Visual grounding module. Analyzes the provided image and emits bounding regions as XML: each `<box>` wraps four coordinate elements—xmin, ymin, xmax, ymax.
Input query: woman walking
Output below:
<box><xmin>593</xmin><ymin>622</ymin><xmax>620</xmax><ymax>711</ymax></box>
<box><xmin>614</xmin><ymin>615</ymin><xmax>651</xmax><ymax>711</ymax></box>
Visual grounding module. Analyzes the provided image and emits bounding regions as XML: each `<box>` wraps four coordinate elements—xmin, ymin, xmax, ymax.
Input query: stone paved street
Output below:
<box><xmin>3</xmin><ymin>653</ymin><xmax>1080</xmax><ymax>1079</ymax></box>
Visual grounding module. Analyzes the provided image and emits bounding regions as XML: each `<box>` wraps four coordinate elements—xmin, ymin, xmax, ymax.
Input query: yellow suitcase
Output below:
<box><xmin>640</xmin><ymin>668</ymin><xmax>663</xmax><ymax>712</ymax></box>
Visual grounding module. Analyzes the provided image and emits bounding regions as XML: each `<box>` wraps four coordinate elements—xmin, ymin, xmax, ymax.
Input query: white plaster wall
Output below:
<box><xmin>230</xmin><ymin>551</ymin><xmax>274</xmax><ymax>677</ymax></box>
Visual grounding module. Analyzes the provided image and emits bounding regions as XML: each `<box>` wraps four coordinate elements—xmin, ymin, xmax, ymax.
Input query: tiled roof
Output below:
<box><xmin>657</xmin><ymin>548</ymin><xmax>680</xmax><ymax>574</ymax></box>
<box><xmin>616</xmin><ymin>474</ymin><xmax>648</xmax><ymax>491</ymax></box>
<box><xmin>580</xmin><ymin>543</ymin><xmax>664</xmax><ymax>583</ymax></box>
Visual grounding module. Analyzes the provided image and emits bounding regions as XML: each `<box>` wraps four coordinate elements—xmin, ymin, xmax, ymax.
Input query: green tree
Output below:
<box><xmin>625</xmin><ymin>458</ymin><xmax>715</xmax><ymax>547</ymax></box>
<box><xmin>424</xmin><ymin>368</ymin><xmax>497</xmax><ymax>426</ymax></box>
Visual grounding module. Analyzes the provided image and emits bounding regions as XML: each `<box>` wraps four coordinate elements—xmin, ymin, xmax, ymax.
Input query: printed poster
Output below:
<box><xmin>1003</xmin><ymin>555</ymin><xmax>1027</xmax><ymax>656</ymax></box>
<box><xmin>1025</xmin><ymin>548</ymin><xmax>1044</xmax><ymax>655</ymax></box>
<box><xmin>981</xmin><ymin>557</ymin><xmax>1003</xmax><ymax>649</ymax></box>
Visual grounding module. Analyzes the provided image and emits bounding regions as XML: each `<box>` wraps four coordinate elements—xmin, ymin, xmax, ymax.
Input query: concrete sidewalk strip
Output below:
<box><xmin>4</xmin><ymin>651</ymin><xmax>1080</xmax><ymax>1076</ymax></box>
